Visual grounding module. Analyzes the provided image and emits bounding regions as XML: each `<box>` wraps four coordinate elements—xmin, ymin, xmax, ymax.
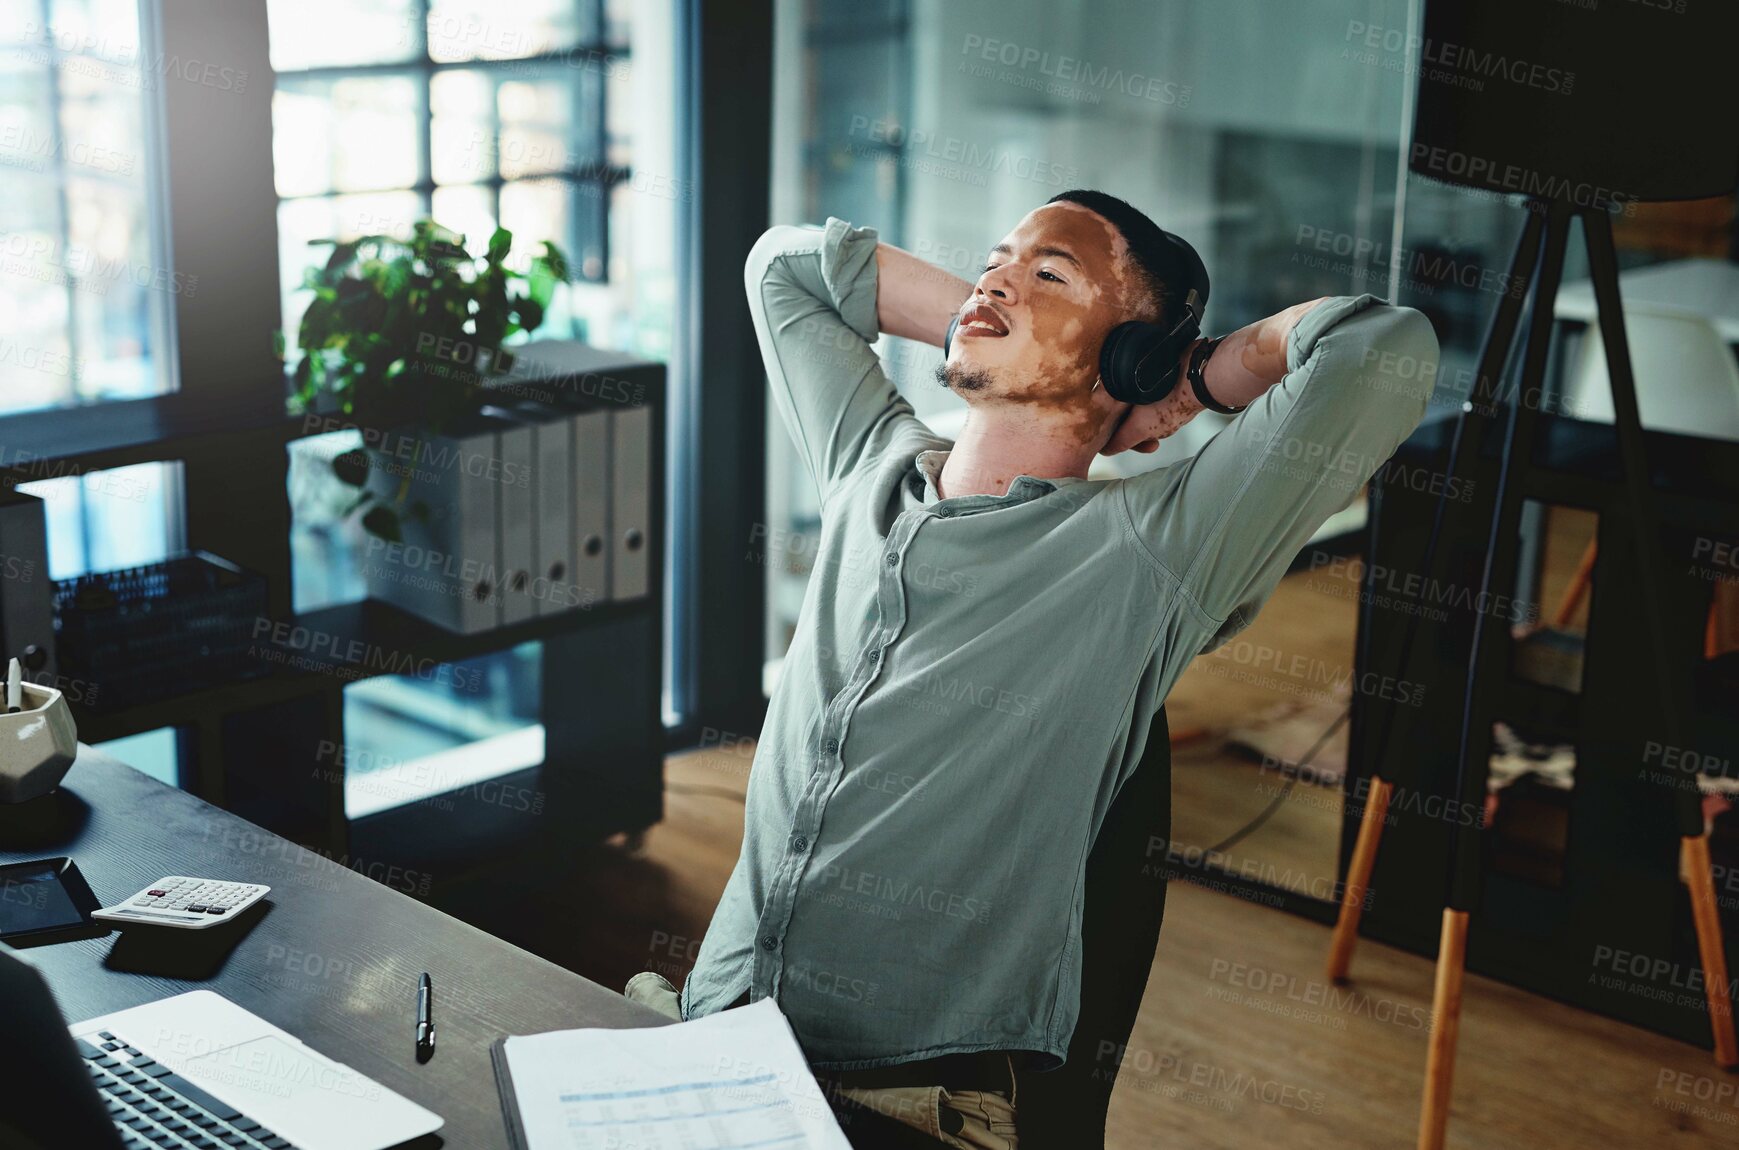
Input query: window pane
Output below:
<box><xmin>0</xmin><ymin>50</ymin><xmax>56</xmax><ymax>172</ymax></box>
<box><xmin>426</xmin><ymin>0</ymin><xmax>590</xmax><ymax>63</ymax></box>
<box><xmin>266</xmin><ymin>0</ymin><xmax>421</xmax><ymax>72</ymax></box>
<box><xmin>504</xmin><ymin>174</ymin><xmax>602</xmax><ymax>282</ymax></box>
<box><xmin>45</xmin><ymin>0</ymin><xmax>141</xmax><ymax>65</ymax></box>
<box><xmin>65</xmin><ymin>174</ymin><xmax>157</xmax><ymax>400</ymax></box>
<box><xmin>0</xmin><ymin>6</ymin><xmax>169</xmax><ymax>416</ymax></box>
<box><xmin>19</xmin><ymin>460</ymin><xmax>184</xmax><ymax>581</ymax></box>
<box><xmin>498</xmin><ymin>74</ymin><xmax>577</xmax><ymax>179</ymax></box>
<box><xmin>0</xmin><ymin>172</ymin><xmax>77</xmax><ymax>412</ymax></box>
<box><xmin>53</xmin><ymin>58</ymin><xmax>144</xmax><ymax>183</ymax></box>
<box><xmin>429</xmin><ymin>68</ymin><xmax>494</xmax><ymax>184</ymax></box>
<box><xmin>428</xmin><ymin>181</ymin><xmax>496</xmax><ymax>254</ymax></box>
<box><xmin>273</xmin><ymin>73</ymin><xmax>422</xmax><ymax>198</ymax></box>
<box><xmin>432</xmin><ymin>67</ymin><xmax>599</xmax><ymax>185</ymax></box>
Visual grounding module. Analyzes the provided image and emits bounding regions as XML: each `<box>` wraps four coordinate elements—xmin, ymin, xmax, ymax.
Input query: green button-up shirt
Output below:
<box><xmin>681</xmin><ymin>217</ymin><xmax>1439</xmax><ymax>1071</ymax></box>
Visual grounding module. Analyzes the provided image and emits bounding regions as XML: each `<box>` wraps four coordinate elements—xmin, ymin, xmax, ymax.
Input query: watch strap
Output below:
<box><xmin>1187</xmin><ymin>335</ymin><xmax>1245</xmax><ymax>415</ymax></box>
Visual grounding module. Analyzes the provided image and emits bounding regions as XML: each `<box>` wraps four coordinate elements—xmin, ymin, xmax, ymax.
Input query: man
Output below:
<box><xmin>626</xmin><ymin>190</ymin><xmax>1439</xmax><ymax>1146</ymax></box>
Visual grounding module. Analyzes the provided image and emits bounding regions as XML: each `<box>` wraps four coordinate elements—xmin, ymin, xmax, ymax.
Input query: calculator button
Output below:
<box><xmin>146</xmin><ymin>890</ymin><xmax>167</xmax><ymax>897</ymax></box>
<box><xmin>205</xmin><ymin>908</ymin><xmax>226</xmax><ymax>915</ymax></box>
<box><xmin>187</xmin><ymin>905</ymin><xmax>207</xmax><ymax>913</ymax></box>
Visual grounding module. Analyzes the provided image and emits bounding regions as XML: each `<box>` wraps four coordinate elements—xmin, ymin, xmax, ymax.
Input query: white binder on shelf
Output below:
<box><xmin>506</xmin><ymin>401</ymin><xmax>576</xmax><ymax>617</ymax></box>
<box><xmin>571</xmin><ymin>406</ymin><xmax>610</xmax><ymax>610</ymax></box>
<box><xmin>483</xmin><ymin>408</ymin><xmax>537</xmax><ymax>627</ymax></box>
<box><xmin>364</xmin><ymin>417</ymin><xmax>502</xmax><ymax>634</ymax></box>
<box><xmin>609</xmin><ymin>404</ymin><xmax>652</xmax><ymax>601</ymax></box>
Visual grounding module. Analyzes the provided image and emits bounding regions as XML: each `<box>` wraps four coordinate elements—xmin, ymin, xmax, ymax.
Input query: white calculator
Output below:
<box><xmin>93</xmin><ymin>876</ymin><xmax>271</xmax><ymax>930</ymax></box>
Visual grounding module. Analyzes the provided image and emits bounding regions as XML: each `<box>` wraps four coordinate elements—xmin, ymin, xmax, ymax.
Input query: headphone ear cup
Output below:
<box><xmin>1100</xmin><ymin>322</ymin><xmax>1178</xmax><ymax>405</ymax></box>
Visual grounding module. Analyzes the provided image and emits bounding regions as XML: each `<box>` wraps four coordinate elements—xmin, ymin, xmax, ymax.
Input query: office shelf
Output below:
<box><xmin>72</xmin><ymin>595</ymin><xmax>652</xmax><ymax>744</ymax></box>
<box><xmin>15</xmin><ymin>343</ymin><xmax>668</xmax><ymax>865</ymax></box>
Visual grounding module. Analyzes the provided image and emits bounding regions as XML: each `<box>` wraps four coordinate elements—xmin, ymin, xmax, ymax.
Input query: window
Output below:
<box><xmin>0</xmin><ymin>0</ymin><xmax>175</xmax><ymax>415</ymax></box>
<box><xmin>266</xmin><ymin>0</ymin><xmax>640</xmax><ymax>364</ymax></box>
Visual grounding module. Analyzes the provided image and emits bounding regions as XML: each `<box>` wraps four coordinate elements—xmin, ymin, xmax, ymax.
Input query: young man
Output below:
<box><xmin>626</xmin><ymin>190</ymin><xmax>1439</xmax><ymax>1147</ymax></box>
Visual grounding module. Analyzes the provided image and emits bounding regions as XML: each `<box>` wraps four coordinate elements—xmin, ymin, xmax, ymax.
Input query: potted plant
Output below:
<box><xmin>284</xmin><ymin>219</ymin><xmax>570</xmax><ymax>542</ymax></box>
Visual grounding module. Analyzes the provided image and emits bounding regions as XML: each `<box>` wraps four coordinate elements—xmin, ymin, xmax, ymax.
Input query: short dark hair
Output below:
<box><xmin>1045</xmin><ymin>189</ymin><xmax>1188</xmax><ymax>325</ymax></box>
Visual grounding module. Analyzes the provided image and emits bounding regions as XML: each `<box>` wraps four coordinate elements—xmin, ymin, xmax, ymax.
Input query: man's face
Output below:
<box><xmin>939</xmin><ymin>201</ymin><xmax>1149</xmax><ymax>447</ymax></box>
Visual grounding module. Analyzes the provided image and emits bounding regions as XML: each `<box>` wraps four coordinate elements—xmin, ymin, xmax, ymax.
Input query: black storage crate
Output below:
<box><xmin>53</xmin><ymin>551</ymin><xmax>272</xmax><ymax>710</ymax></box>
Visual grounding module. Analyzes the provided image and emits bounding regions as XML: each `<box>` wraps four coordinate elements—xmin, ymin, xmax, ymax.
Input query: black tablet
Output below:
<box><xmin>0</xmin><ymin>857</ymin><xmax>103</xmax><ymax>943</ymax></box>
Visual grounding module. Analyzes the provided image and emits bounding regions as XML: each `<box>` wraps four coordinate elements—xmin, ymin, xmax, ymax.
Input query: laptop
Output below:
<box><xmin>0</xmin><ymin>945</ymin><xmax>442</xmax><ymax>1150</ymax></box>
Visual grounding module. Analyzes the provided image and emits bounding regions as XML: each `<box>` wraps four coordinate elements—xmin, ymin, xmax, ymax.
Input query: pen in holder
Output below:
<box><xmin>0</xmin><ymin>682</ymin><xmax>79</xmax><ymax>804</ymax></box>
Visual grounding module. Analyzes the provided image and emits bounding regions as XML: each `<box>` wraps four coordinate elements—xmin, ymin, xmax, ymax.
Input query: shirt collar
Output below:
<box><xmin>913</xmin><ymin>448</ymin><xmax>1091</xmax><ymax>505</ymax></box>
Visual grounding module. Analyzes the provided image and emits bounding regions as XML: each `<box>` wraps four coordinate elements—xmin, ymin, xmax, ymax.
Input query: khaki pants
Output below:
<box><xmin>623</xmin><ymin>972</ymin><xmax>1018</xmax><ymax>1149</ymax></box>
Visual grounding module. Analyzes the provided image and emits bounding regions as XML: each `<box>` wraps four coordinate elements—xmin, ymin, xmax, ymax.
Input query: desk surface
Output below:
<box><xmin>0</xmin><ymin>746</ymin><xmax>672</xmax><ymax>1148</ymax></box>
<box><xmin>1556</xmin><ymin>257</ymin><xmax>1739</xmax><ymax>340</ymax></box>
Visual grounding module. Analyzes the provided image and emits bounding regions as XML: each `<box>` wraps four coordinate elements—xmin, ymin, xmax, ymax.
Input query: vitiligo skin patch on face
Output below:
<box><xmin>951</xmin><ymin>201</ymin><xmax>1144</xmax><ymax>456</ymax></box>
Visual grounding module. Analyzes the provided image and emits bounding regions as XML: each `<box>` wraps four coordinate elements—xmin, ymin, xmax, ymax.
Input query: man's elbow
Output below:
<box><xmin>1355</xmin><ymin>305</ymin><xmax>1441</xmax><ymax>418</ymax></box>
<box><xmin>743</xmin><ymin>224</ymin><xmax>812</xmax><ymax>298</ymax></box>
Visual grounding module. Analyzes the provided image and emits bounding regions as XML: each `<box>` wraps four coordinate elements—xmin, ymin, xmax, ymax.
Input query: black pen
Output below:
<box><xmin>415</xmin><ymin>972</ymin><xmax>436</xmax><ymax>1063</ymax></box>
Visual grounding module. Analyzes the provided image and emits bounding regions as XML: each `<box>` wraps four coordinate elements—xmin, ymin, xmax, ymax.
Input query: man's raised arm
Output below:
<box><xmin>744</xmin><ymin>218</ymin><xmax>970</xmax><ymax>511</ymax></box>
<box><xmin>1116</xmin><ymin>294</ymin><xmax>1440</xmax><ymax>647</ymax></box>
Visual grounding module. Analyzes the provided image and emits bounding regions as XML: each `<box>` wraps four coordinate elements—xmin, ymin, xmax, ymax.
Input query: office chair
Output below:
<box><xmin>1013</xmin><ymin>706</ymin><xmax>1173</xmax><ymax>1149</ymax></box>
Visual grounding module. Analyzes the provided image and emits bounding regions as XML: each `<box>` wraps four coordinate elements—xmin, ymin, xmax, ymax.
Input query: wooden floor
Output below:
<box><xmin>523</xmin><ymin>515</ymin><xmax>1735</xmax><ymax>1148</ymax></box>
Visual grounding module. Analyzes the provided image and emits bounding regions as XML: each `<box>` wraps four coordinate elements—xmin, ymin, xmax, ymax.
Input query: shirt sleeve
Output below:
<box><xmin>1119</xmin><ymin>294</ymin><xmax>1440</xmax><ymax>647</ymax></box>
<box><xmin>744</xmin><ymin>217</ymin><xmax>919</xmax><ymax>512</ymax></box>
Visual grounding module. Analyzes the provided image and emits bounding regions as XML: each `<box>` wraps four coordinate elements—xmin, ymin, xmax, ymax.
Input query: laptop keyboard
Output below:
<box><xmin>79</xmin><ymin>1030</ymin><xmax>301</xmax><ymax>1150</ymax></box>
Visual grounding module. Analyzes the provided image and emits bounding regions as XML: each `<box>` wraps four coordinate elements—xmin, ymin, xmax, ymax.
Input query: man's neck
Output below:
<box><xmin>938</xmin><ymin>407</ymin><xmax>1100</xmax><ymax>499</ymax></box>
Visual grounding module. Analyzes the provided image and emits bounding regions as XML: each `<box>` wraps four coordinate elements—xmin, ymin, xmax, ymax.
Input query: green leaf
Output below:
<box><xmin>361</xmin><ymin>505</ymin><xmax>402</xmax><ymax>543</ymax></box>
<box><xmin>527</xmin><ymin>256</ymin><xmax>557</xmax><ymax>309</ymax></box>
<box><xmin>486</xmin><ymin>227</ymin><xmax>513</xmax><ymax>264</ymax></box>
<box><xmin>325</xmin><ymin>240</ymin><xmax>360</xmax><ymax>273</ymax></box>
<box><xmin>331</xmin><ymin>447</ymin><xmax>372</xmax><ymax>488</ymax></box>
<box><xmin>542</xmin><ymin>241</ymin><xmax>571</xmax><ymax>282</ymax></box>
<box><xmin>515</xmin><ymin>297</ymin><xmax>545</xmax><ymax>333</ymax></box>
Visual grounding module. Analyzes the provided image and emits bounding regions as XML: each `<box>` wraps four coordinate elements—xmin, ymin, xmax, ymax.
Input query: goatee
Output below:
<box><xmin>935</xmin><ymin>361</ymin><xmax>993</xmax><ymax>393</ymax></box>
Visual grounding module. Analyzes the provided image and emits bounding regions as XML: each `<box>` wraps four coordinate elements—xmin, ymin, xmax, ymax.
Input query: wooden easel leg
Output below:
<box><xmin>1418</xmin><ymin>908</ymin><xmax>1469</xmax><ymax>1150</ymax></box>
<box><xmin>1683</xmin><ymin>834</ymin><xmax>1738</xmax><ymax>1068</ymax></box>
<box><xmin>1327</xmin><ymin>776</ymin><xmax>1393</xmax><ymax>982</ymax></box>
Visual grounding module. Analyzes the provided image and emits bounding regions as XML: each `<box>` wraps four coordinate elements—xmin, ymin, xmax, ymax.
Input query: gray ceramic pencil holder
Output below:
<box><xmin>0</xmin><ymin>682</ymin><xmax>78</xmax><ymax>804</ymax></box>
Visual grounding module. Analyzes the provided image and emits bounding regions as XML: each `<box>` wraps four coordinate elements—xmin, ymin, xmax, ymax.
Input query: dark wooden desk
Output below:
<box><xmin>0</xmin><ymin>746</ymin><xmax>672</xmax><ymax>1148</ymax></box>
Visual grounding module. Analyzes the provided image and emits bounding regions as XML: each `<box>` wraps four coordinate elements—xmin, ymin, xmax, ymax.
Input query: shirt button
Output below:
<box><xmin>885</xmin><ymin>551</ymin><xmax>898</xmax><ymax>567</ymax></box>
<box><xmin>792</xmin><ymin>835</ymin><xmax>808</xmax><ymax>852</ymax></box>
<box><xmin>760</xmin><ymin>935</ymin><xmax>778</xmax><ymax>952</ymax></box>
<box><xmin>822</xmin><ymin>738</ymin><xmax>839</xmax><ymax>755</ymax></box>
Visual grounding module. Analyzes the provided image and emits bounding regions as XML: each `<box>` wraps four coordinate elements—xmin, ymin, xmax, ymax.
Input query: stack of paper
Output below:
<box><xmin>493</xmin><ymin>998</ymin><xmax>851</xmax><ymax>1149</ymax></box>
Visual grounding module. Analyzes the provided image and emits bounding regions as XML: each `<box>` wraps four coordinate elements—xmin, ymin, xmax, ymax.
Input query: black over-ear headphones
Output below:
<box><xmin>943</xmin><ymin>228</ymin><xmax>1210</xmax><ymax>406</ymax></box>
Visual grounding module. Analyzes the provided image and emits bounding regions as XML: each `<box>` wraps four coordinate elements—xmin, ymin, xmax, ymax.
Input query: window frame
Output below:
<box><xmin>268</xmin><ymin>0</ymin><xmax>632</xmax><ymax>322</ymax></box>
